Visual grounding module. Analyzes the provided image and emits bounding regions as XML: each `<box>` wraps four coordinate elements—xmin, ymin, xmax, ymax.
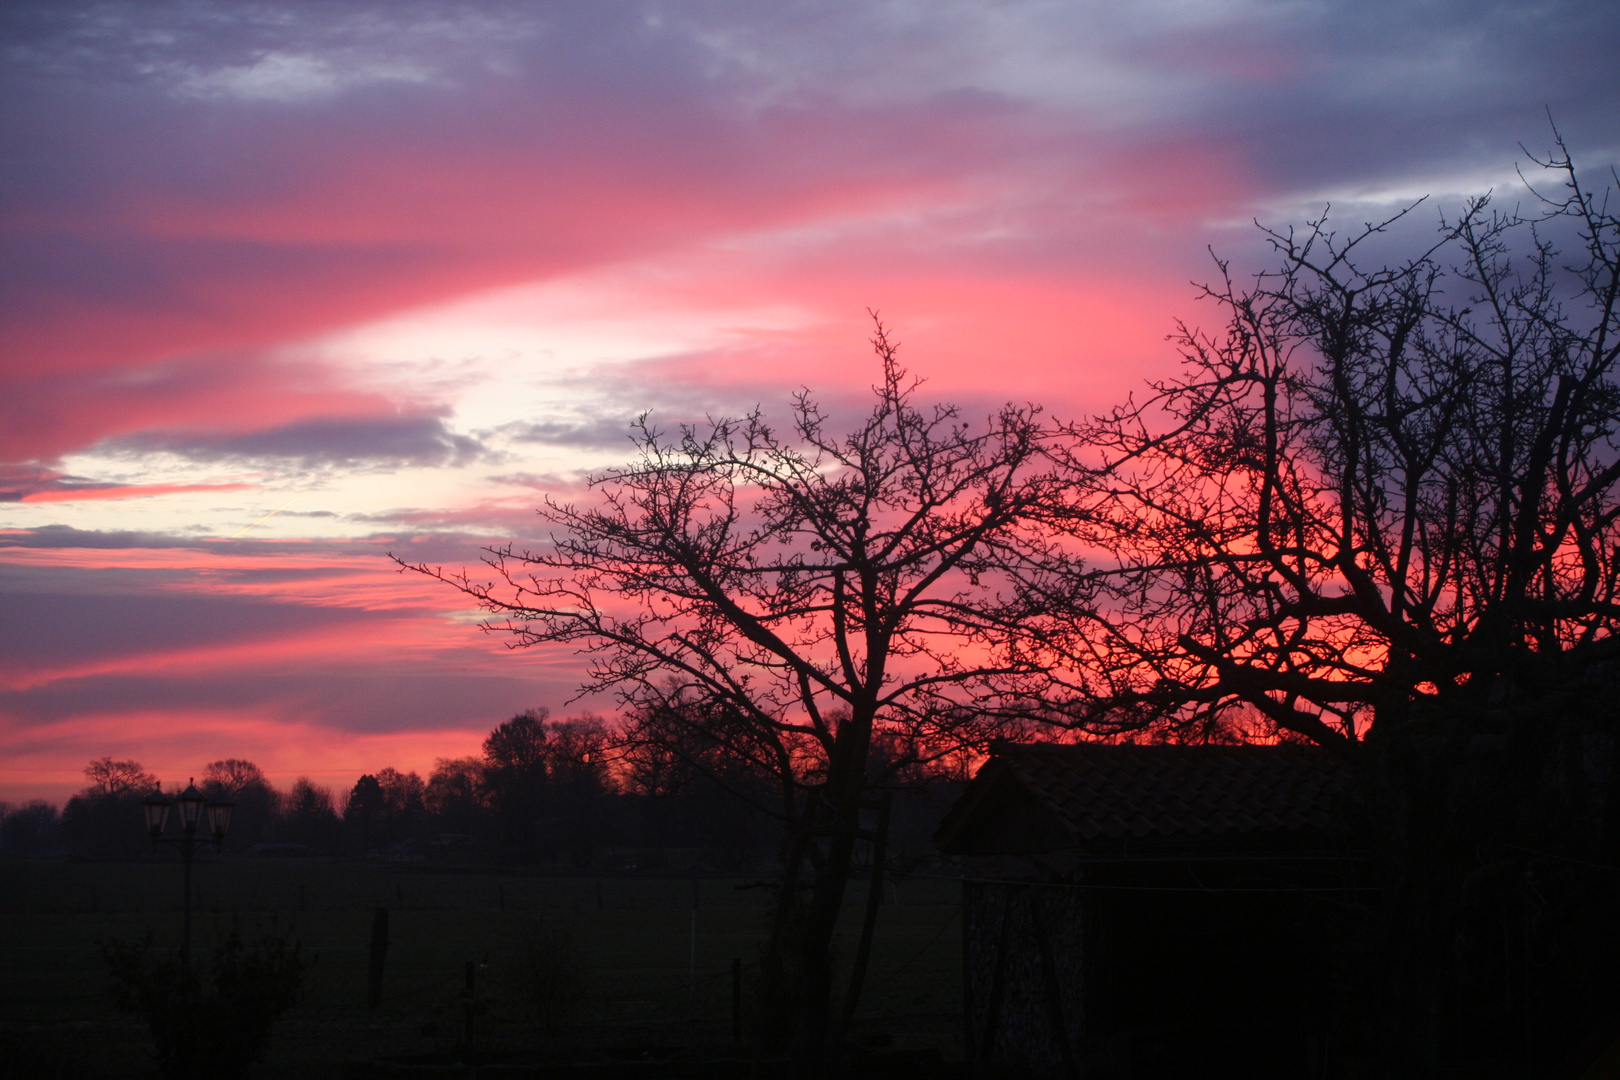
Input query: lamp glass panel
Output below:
<box><xmin>143</xmin><ymin>798</ymin><xmax>171</xmax><ymax>837</ymax></box>
<box><xmin>176</xmin><ymin>784</ymin><xmax>205</xmax><ymax>830</ymax></box>
<box><xmin>207</xmin><ymin>801</ymin><xmax>233</xmax><ymax>838</ymax></box>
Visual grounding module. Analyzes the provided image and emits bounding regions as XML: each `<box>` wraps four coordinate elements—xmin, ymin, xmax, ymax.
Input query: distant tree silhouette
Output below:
<box><xmin>343</xmin><ymin>774</ymin><xmax>389</xmax><ymax>852</ymax></box>
<box><xmin>63</xmin><ymin>757</ymin><xmax>159</xmax><ymax>857</ymax></box>
<box><xmin>540</xmin><ymin>714</ymin><xmax>614</xmax><ymax>867</ymax></box>
<box><xmin>374</xmin><ymin>767</ymin><xmax>427</xmax><ymax>837</ymax></box>
<box><xmin>201</xmin><ymin>759</ymin><xmax>279</xmax><ymax>851</ymax></box>
<box><xmin>476</xmin><ymin>709</ymin><xmax>615</xmax><ymax>862</ymax></box>
<box><xmin>400</xmin><ymin>323</ymin><xmax>1081</xmax><ymax>1062</ymax></box>
<box><xmin>619</xmin><ymin>695</ymin><xmax>782</xmax><ymax>869</ymax></box>
<box><xmin>1059</xmin><ymin>137</ymin><xmax>1620</xmax><ymax>1074</ymax></box>
<box><xmin>0</xmin><ymin>799</ymin><xmax>63</xmax><ymax>856</ymax></box>
<box><xmin>341</xmin><ymin>768</ymin><xmax>429</xmax><ymax>850</ymax></box>
<box><xmin>279</xmin><ymin>777</ymin><xmax>341</xmax><ymax>852</ymax></box>
<box><xmin>83</xmin><ymin>757</ymin><xmax>157</xmax><ymax>798</ymax></box>
<box><xmin>482</xmin><ymin>710</ymin><xmax>550</xmax><ymax>849</ymax></box>
<box><xmin>200</xmin><ymin>759</ymin><xmax>266</xmax><ymax>795</ymax></box>
<box><xmin>425</xmin><ymin>756</ymin><xmax>489</xmax><ymax>837</ymax></box>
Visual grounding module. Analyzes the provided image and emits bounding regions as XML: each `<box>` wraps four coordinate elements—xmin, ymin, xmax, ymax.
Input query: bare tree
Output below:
<box><xmin>83</xmin><ymin>757</ymin><xmax>157</xmax><ymax>798</ymax></box>
<box><xmin>64</xmin><ymin>757</ymin><xmax>160</xmax><ymax>857</ymax></box>
<box><xmin>201</xmin><ymin>759</ymin><xmax>269</xmax><ymax>798</ymax></box>
<box><xmin>1061</xmin><ymin>137</ymin><xmax>1620</xmax><ymax>1070</ymax></box>
<box><xmin>399</xmin><ymin>323</ymin><xmax>1079</xmax><ymax>1062</ymax></box>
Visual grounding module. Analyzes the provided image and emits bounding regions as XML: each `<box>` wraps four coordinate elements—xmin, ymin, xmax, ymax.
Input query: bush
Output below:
<box><xmin>101</xmin><ymin>932</ymin><xmax>304</xmax><ymax>1080</ymax></box>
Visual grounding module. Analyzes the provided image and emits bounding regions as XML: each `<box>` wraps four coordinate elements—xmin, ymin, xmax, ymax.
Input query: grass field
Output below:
<box><xmin>0</xmin><ymin>857</ymin><xmax>964</xmax><ymax>1077</ymax></box>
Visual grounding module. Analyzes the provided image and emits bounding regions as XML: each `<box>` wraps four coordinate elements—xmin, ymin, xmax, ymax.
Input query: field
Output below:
<box><xmin>0</xmin><ymin>857</ymin><xmax>965</xmax><ymax>1078</ymax></box>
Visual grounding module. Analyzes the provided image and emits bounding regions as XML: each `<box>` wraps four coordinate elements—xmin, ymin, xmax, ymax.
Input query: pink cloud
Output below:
<box><xmin>0</xmin><ymin>538</ymin><xmax>596</xmax><ymax>804</ymax></box>
<box><xmin>18</xmin><ymin>483</ymin><xmax>255</xmax><ymax>504</ymax></box>
<box><xmin>2</xmin><ymin>83</ymin><xmax>1264</xmax><ymax>472</ymax></box>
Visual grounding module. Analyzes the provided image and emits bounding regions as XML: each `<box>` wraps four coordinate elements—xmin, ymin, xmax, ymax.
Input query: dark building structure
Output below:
<box><xmin>935</xmin><ymin>741</ymin><xmax>1362</xmax><ymax>1079</ymax></box>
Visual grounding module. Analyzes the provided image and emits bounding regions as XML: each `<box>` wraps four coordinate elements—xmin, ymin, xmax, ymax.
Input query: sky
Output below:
<box><xmin>3</xmin><ymin>0</ymin><xmax>1617</xmax><ymax>806</ymax></box>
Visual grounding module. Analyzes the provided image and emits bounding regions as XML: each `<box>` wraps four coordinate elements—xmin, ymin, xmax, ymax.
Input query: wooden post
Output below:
<box><xmin>963</xmin><ymin>878</ymin><xmax>975</xmax><ymax>1062</ymax></box>
<box><xmin>498</xmin><ymin>883</ymin><xmax>504</xmax><ymax>911</ymax></box>
<box><xmin>732</xmin><ymin>957</ymin><xmax>743</xmax><ymax>1042</ymax></box>
<box><xmin>181</xmin><ymin>842</ymin><xmax>195</xmax><ymax>957</ymax></box>
<box><xmin>462</xmin><ymin>960</ymin><xmax>477</xmax><ymax>1055</ymax></box>
<box><xmin>366</xmin><ymin>906</ymin><xmax>390</xmax><ymax>1007</ymax></box>
<box><xmin>689</xmin><ymin>878</ymin><xmax>699</xmax><ymax>1016</ymax></box>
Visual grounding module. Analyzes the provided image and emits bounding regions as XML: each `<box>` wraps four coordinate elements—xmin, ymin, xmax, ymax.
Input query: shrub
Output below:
<box><xmin>101</xmin><ymin>932</ymin><xmax>304</xmax><ymax>1080</ymax></box>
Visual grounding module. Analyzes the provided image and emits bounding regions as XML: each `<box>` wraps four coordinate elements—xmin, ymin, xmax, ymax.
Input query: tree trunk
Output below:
<box><xmin>840</xmin><ymin>790</ymin><xmax>891</xmax><ymax>1037</ymax></box>
<box><xmin>796</xmin><ymin>819</ymin><xmax>858</xmax><ymax>1076</ymax></box>
<box><xmin>759</xmin><ymin>714</ymin><xmax>877</xmax><ymax>1076</ymax></box>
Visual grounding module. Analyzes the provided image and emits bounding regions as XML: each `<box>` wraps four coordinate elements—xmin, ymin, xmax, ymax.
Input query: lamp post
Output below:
<box><xmin>144</xmin><ymin>779</ymin><xmax>234</xmax><ymax>957</ymax></box>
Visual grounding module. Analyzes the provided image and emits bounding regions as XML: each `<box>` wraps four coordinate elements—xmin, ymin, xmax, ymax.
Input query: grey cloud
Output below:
<box><xmin>0</xmin><ymin>584</ymin><xmax>376</xmax><ymax>666</ymax></box>
<box><xmin>106</xmin><ymin>413</ymin><xmax>488</xmax><ymax>470</ymax></box>
<box><xmin>0</xmin><ymin>525</ymin><xmax>486</xmax><ymax>563</ymax></box>
<box><xmin>0</xmin><ymin>1</ymin><xmax>540</xmax><ymax>95</ymax></box>
<box><xmin>484</xmin><ymin>369</ymin><xmax>779</xmax><ymax>452</ymax></box>
<box><xmin>1</xmin><ymin>666</ymin><xmax>561</xmax><ymax>736</ymax></box>
<box><xmin>0</xmin><ymin>569</ymin><xmax>571</xmax><ymax>734</ymax></box>
<box><xmin>0</xmin><ymin>524</ymin><xmax>211</xmax><ymax>550</ymax></box>
<box><xmin>493</xmin><ymin>417</ymin><xmax>642</xmax><ymax>451</ymax></box>
<box><xmin>482</xmin><ymin>471</ymin><xmax>582</xmax><ymax>490</ymax></box>
<box><xmin>7</xmin><ymin>1</ymin><xmax>1617</xmax><ymax>193</ymax></box>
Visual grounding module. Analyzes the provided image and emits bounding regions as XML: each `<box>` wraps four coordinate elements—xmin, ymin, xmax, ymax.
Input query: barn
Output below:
<box><xmin>934</xmin><ymin>741</ymin><xmax>1363</xmax><ymax>1080</ymax></box>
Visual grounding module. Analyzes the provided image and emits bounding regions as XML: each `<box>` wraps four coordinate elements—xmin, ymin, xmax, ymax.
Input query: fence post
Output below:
<box><xmin>462</xmin><ymin>959</ymin><xmax>477</xmax><ymax>1055</ymax></box>
<box><xmin>366</xmin><ymin>906</ymin><xmax>390</xmax><ymax>1007</ymax></box>
<box><xmin>689</xmin><ymin>878</ymin><xmax>699</xmax><ymax>1016</ymax></box>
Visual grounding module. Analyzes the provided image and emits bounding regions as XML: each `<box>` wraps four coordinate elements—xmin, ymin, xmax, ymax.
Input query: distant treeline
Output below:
<box><xmin>0</xmin><ymin>708</ymin><xmax>958</xmax><ymax>869</ymax></box>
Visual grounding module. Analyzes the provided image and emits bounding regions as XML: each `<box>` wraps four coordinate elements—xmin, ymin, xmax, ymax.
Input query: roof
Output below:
<box><xmin>935</xmin><ymin>741</ymin><xmax>1351</xmax><ymax>855</ymax></box>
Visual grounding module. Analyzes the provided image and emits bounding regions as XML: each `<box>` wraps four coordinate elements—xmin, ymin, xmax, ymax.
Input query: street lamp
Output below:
<box><xmin>144</xmin><ymin>779</ymin><xmax>234</xmax><ymax>956</ymax></box>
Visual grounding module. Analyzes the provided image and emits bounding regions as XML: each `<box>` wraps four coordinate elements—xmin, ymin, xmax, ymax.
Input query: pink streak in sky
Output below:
<box><xmin>18</xmin><ymin>483</ymin><xmax>255</xmax><ymax>503</ymax></box>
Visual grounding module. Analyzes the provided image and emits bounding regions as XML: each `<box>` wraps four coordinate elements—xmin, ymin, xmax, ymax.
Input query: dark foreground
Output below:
<box><xmin>0</xmin><ymin>858</ymin><xmax>964</xmax><ymax>1079</ymax></box>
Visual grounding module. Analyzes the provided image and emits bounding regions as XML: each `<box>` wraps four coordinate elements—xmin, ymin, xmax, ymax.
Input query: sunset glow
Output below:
<box><xmin>4</xmin><ymin>1</ymin><xmax>1617</xmax><ymax>804</ymax></box>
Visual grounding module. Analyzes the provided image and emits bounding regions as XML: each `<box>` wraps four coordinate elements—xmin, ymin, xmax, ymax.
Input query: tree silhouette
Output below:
<box><xmin>83</xmin><ymin>757</ymin><xmax>157</xmax><ymax>798</ymax></box>
<box><xmin>1061</xmin><ymin>136</ymin><xmax>1620</xmax><ymax>1071</ymax></box>
<box><xmin>482</xmin><ymin>709</ymin><xmax>551</xmax><ymax>849</ymax></box>
<box><xmin>200</xmin><ymin>759</ymin><xmax>268</xmax><ymax>797</ymax></box>
<box><xmin>63</xmin><ymin>757</ymin><xmax>158</xmax><ymax>856</ymax></box>
<box><xmin>280</xmin><ymin>778</ymin><xmax>340</xmax><ymax>851</ymax></box>
<box><xmin>343</xmin><ymin>774</ymin><xmax>389</xmax><ymax>851</ymax></box>
<box><xmin>399</xmin><ymin>322</ymin><xmax>1080</xmax><ymax>1061</ymax></box>
<box><xmin>201</xmin><ymin>759</ymin><xmax>279</xmax><ymax>850</ymax></box>
<box><xmin>425</xmin><ymin>757</ymin><xmax>488</xmax><ymax>837</ymax></box>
